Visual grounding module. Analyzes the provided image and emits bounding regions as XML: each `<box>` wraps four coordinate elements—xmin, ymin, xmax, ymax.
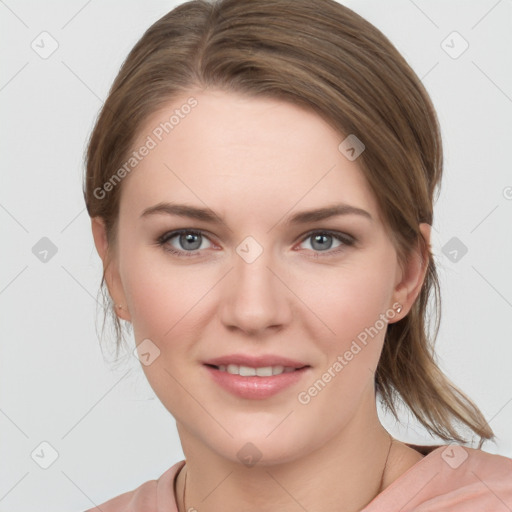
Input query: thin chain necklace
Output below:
<box><xmin>180</xmin><ymin>433</ymin><xmax>393</xmax><ymax>511</ymax></box>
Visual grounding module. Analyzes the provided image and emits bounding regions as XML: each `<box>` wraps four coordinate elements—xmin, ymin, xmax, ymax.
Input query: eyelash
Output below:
<box><xmin>155</xmin><ymin>229</ymin><xmax>356</xmax><ymax>258</ymax></box>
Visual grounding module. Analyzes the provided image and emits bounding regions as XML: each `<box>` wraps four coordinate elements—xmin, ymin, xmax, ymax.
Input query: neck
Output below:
<box><xmin>175</xmin><ymin>402</ymin><xmax>394</xmax><ymax>512</ymax></box>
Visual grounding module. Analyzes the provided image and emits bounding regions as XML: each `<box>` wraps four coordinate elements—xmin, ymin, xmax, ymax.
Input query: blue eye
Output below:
<box><xmin>299</xmin><ymin>231</ymin><xmax>354</xmax><ymax>252</ymax></box>
<box><xmin>157</xmin><ymin>229</ymin><xmax>213</xmax><ymax>256</ymax></box>
<box><xmin>156</xmin><ymin>229</ymin><xmax>355</xmax><ymax>258</ymax></box>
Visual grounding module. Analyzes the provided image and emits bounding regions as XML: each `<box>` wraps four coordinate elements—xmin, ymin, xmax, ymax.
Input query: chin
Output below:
<box><xmin>197</xmin><ymin>422</ymin><xmax>318</xmax><ymax>468</ymax></box>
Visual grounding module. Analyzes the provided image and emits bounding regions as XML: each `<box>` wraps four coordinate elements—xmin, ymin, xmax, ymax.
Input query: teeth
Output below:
<box><xmin>217</xmin><ymin>364</ymin><xmax>297</xmax><ymax>376</ymax></box>
<box><xmin>272</xmin><ymin>365</ymin><xmax>285</xmax><ymax>375</ymax></box>
<box><xmin>239</xmin><ymin>365</ymin><xmax>256</xmax><ymax>377</ymax></box>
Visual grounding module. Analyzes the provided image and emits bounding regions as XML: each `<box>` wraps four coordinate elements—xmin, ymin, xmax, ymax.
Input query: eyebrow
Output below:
<box><xmin>140</xmin><ymin>202</ymin><xmax>372</xmax><ymax>224</ymax></box>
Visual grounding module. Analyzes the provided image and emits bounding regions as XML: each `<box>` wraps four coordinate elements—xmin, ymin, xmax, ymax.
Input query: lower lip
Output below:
<box><xmin>204</xmin><ymin>365</ymin><xmax>310</xmax><ymax>400</ymax></box>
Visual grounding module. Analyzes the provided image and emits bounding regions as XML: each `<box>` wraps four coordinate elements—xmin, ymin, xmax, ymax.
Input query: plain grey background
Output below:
<box><xmin>1</xmin><ymin>1</ymin><xmax>511</xmax><ymax>511</ymax></box>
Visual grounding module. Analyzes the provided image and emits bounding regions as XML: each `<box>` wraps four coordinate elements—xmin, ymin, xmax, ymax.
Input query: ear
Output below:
<box><xmin>389</xmin><ymin>223</ymin><xmax>431</xmax><ymax>322</ymax></box>
<box><xmin>91</xmin><ymin>217</ymin><xmax>131</xmax><ymax>322</ymax></box>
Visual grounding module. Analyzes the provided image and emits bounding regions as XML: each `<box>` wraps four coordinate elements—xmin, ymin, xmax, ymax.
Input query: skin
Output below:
<box><xmin>92</xmin><ymin>89</ymin><xmax>430</xmax><ymax>512</ymax></box>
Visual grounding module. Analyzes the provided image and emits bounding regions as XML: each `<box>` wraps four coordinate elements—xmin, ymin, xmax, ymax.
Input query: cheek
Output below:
<box><xmin>294</xmin><ymin>258</ymin><xmax>395</xmax><ymax>406</ymax></box>
<box><xmin>119</xmin><ymin>250</ymin><xmax>214</xmax><ymax>418</ymax></box>
<box><xmin>121</xmin><ymin>248</ymin><xmax>215</xmax><ymax>342</ymax></box>
<box><xmin>121</xmin><ymin>242</ymin><xmax>395</xmax><ymax>355</ymax></box>
<box><xmin>294</xmin><ymin>257</ymin><xmax>395</xmax><ymax>346</ymax></box>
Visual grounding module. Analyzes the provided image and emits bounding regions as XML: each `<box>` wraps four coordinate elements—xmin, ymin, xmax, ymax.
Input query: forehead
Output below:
<box><xmin>120</xmin><ymin>89</ymin><xmax>381</xmax><ymax>224</ymax></box>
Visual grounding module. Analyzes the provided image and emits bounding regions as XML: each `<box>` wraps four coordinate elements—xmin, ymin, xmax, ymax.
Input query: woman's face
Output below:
<box><xmin>94</xmin><ymin>89</ymin><xmax>422</xmax><ymax>464</ymax></box>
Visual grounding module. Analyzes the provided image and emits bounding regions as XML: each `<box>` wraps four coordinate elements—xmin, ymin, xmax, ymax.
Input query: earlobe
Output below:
<box><xmin>90</xmin><ymin>217</ymin><xmax>132</xmax><ymax>322</ymax></box>
<box><xmin>390</xmin><ymin>223</ymin><xmax>431</xmax><ymax>321</ymax></box>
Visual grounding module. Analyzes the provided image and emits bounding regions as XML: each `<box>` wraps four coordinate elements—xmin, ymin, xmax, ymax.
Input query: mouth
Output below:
<box><xmin>204</xmin><ymin>363</ymin><xmax>309</xmax><ymax>377</ymax></box>
<box><xmin>203</xmin><ymin>362</ymin><xmax>311</xmax><ymax>400</ymax></box>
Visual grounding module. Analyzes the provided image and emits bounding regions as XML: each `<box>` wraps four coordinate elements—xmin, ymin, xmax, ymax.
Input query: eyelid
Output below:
<box><xmin>156</xmin><ymin>228</ymin><xmax>358</xmax><ymax>259</ymax></box>
<box><xmin>297</xmin><ymin>229</ymin><xmax>355</xmax><ymax>245</ymax></box>
<box><xmin>157</xmin><ymin>228</ymin><xmax>356</xmax><ymax>258</ymax></box>
<box><xmin>157</xmin><ymin>228</ymin><xmax>217</xmax><ymax>251</ymax></box>
<box><xmin>158</xmin><ymin>228</ymin><xmax>354</xmax><ymax>244</ymax></box>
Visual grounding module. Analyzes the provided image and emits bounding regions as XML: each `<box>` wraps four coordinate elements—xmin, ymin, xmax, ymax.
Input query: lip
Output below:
<box><xmin>203</xmin><ymin>353</ymin><xmax>309</xmax><ymax>368</ymax></box>
<box><xmin>204</xmin><ymin>365</ymin><xmax>310</xmax><ymax>400</ymax></box>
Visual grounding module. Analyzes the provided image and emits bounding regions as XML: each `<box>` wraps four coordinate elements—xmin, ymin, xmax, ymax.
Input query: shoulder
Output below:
<box><xmin>84</xmin><ymin>460</ymin><xmax>185</xmax><ymax>512</ymax></box>
<box><xmin>364</xmin><ymin>444</ymin><xmax>512</xmax><ymax>511</ymax></box>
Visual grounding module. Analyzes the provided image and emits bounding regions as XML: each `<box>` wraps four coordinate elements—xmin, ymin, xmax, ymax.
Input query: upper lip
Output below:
<box><xmin>203</xmin><ymin>354</ymin><xmax>309</xmax><ymax>368</ymax></box>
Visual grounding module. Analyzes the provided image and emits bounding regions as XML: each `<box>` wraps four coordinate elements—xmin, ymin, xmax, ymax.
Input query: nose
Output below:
<box><xmin>219</xmin><ymin>244</ymin><xmax>292</xmax><ymax>336</ymax></box>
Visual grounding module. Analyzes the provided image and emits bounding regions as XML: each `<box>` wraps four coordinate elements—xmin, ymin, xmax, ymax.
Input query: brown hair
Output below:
<box><xmin>83</xmin><ymin>0</ymin><xmax>494</xmax><ymax>446</ymax></box>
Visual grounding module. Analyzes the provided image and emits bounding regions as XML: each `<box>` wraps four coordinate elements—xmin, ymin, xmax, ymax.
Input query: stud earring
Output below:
<box><xmin>396</xmin><ymin>305</ymin><xmax>402</xmax><ymax>313</ymax></box>
<box><xmin>116</xmin><ymin>304</ymin><xmax>124</xmax><ymax>310</ymax></box>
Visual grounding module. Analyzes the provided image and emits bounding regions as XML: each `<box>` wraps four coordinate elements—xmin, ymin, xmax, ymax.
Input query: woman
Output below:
<box><xmin>83</xmin><ymin>0</ymin><xmax>512</xmax><ymax>510</ymax></box>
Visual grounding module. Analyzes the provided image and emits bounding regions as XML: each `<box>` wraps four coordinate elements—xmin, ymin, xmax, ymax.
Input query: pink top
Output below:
<box><xmin>85</xmin><ymin>444</ymin><xmax>512</xmax><ymax>511</ymax></box>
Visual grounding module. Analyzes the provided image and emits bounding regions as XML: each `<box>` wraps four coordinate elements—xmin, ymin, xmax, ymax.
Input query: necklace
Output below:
<box><xmin>180</xmin><ymin>433</ymin><xmax>393</xmax><ymax>511</ymax></box>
